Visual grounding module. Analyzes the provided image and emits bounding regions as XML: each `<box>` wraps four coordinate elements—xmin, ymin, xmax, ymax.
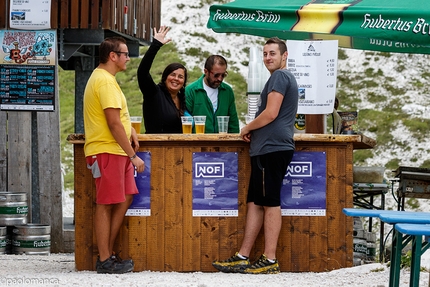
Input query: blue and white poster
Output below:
<box><xmin>192</xmin><ymin>152</ymin><xmax>238</xmax><ymax>217</ymax></box>
<box><xmin>126</xmin><ymin>151</ymin><xmax>151</xmax><ymax>216</ymax></box>
<box><xmin>281</xmin><ymin>151</ymin><xmax>326</xmax><ymax>216</ymax></box>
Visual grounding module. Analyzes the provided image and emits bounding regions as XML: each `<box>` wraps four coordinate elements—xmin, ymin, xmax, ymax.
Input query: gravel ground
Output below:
<box><xmin>0</xmin><ymin>253</ymin><xmax>429</xmax><ymax>287</ymax></box>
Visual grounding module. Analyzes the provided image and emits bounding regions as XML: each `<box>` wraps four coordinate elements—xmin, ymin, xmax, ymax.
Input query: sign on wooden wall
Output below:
<box><xmin>9</xmin><ymin>0</ymin><xmax>51</xmax><ymax>30</ymax></box>
<box><xmin>0</xmin><ymin>29</ymin><xmax>56</xmax><ymax>111</ymax></box>
<box><xmin>192</xmin><ymin>152</ymin><xmax>239</xmax><ymax>217</ymax></box>
<box><xmin>126</xmin><ymin>151</ymin><xmax>152</xmax><ymax>217</ymax></box>
<box><xmin>281</xmin><ymin>151</ymin><xmax>327</xmax><ymax>216</ymax></box>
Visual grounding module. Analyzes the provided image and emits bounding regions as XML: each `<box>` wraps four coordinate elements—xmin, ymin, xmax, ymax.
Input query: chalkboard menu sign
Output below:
<box><xmin>1</xmin><ymin>65</ymin><xmax>55</xmax><ymax>111</ymax></box>
<box><xmin>0</xmin><ymin>29</ymin><xmax>57</xmax><ymax>111</ymax></box>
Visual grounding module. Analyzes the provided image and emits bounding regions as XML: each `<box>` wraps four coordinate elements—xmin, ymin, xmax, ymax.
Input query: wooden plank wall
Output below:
<box><xmin>0</xmin><ymin>1</ymin><xmax>145</xmax><ymax>38</ymax></box>
<box><xmin>0</xmin><ymin>0</ymin><xmax>161</xmax><ymax>42</ymax></box>
<box><xmin>73</xmin><ymin>143</ymin><xmax>96</xmax><ymax>266</ymax></box>
<box><xmin>74</xmin><ymin>141</ymin><xmax>250</xmax><ymax>271</ymax></box>
<box><xmin>0</xmin><ymin>0</ymin><xmax>6</xmax><ymax>29</ymax></box>
<box><xmin>112</xmin><ymin>0</ymin><xmax>160</xmax><ymax>40</ymax></box>
<box><xmin>0</xmin><ymin>111</ymin><xmax>7</xmax><ymax>191</ymax></box>
<box><xmin>152</xmin><ymin>0</ymin><xmax>162</xmax><ymax>37</ymax></box>
<box><xmin>0</xmin><ymin>52</ymin><xmax>63</xmax><ymax>252</ymax></box>
<box><xmin>73</xmin><ymin>140</ymin><xmax>354</xmax><ymax>272</ymax></box>
<box><xmin>0</xmin><ymin>0</ymin><xmax>161</xmax><ymax>254</ymax></box>
<box><xmin>6</xmin><ymin>112</ymin><xmax>32</xmax><ymax>195</ymax></box>
<box><xmin>48</xmin><ymin>0</ymin><xmax>159</xmax><ymax>41</ymax></box>
<box><xmin>35</xmin><ymin>66</ymin><xmax>63</xmax><ymax>253</ymax></box>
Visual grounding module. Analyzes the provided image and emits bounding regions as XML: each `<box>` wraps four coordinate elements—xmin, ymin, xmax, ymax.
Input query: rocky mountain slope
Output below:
<box><xmin>162</xmin><ymin>0</ymin><xmax>430</xmax><ymax>169</ymax></box>
<box><xmin>160</xmin><ymin>0</ymin><xmax>430</xmax><ymax>212</ymax></box>
<box><xmin>62</xmin><ymin>0</ymin><xmax>430</xmax><ymax>217</ymax></box>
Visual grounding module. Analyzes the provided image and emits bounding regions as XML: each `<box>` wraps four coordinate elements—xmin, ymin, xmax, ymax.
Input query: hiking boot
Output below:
<box><xmin>96</xmin><ymin>256</ymin><xmax>133</xmax><ymax>274</ymax></box>
<box><xmin>212</xmin><ymin>252</ymin><xmax>251</xmax><ymax>273</ymax></box>
<box><xmin>242</xmin><ymin>254</ymin><xmax>280</xmax><ymax>274</ymax></box>
<box><xmin>111</xmin><ymin>252</ymin><xmax>134</xmax><ymax>270</ymax></box>
<box><xmin>96</xmin><ymin>253</ymin><xmax>134</xmax><ymax>271</ymax></box>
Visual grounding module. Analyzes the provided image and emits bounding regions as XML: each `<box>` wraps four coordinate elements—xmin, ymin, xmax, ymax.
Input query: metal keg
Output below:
<box><xmin>0</xmin><ymin>226</ymin><xmax>6</xmax><ymax>254</ymax></box>
<box><xmin>353</xmin><ymin>216</ymin><xmax>366</xmax><ymax>266</ymax></box>
<box><xmin>12</xmin><ymin>224</ymin><xmax>51</xmax><ymax>255</ymax></box>
<box><xmin>365</xmin><ymin>232</ymin><xmax>377</xmax><ymax>263</ymax></box>
<box><xmin>5</xmin><ymin>226</ymin><xmax>13</xmax><ymax>254</ymax></box>
<box><xmin>353</xmin><ymin>237</ymin><xmax>367</xmax><ymax>266</ymax></box>
<box><xmin>353</xmin><ymin>216</ymin><xmax>364</xmax><ymax>235</ymax></box>
<box><xmin>0</xmin><ymin>192</ymin><xmax>28</xmax><ymax>225</ymax></box>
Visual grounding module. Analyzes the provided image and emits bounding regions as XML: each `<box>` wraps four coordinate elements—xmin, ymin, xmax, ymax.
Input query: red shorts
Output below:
<box><xmin>86</xmin><ymin>153</ymin><xmax>138</xmax><ymax>204</ymax></box>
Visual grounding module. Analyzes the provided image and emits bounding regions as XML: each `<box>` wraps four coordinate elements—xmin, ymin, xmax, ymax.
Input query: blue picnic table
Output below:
<box><xmin>394</xmin><ymin>224</ymin><xmax>430</xmax><ymax>287</ymax></box>
<box><xmin>343</xmin><ymin>208</ymin><xmax>430</xmax><ymax>287</ymax></box>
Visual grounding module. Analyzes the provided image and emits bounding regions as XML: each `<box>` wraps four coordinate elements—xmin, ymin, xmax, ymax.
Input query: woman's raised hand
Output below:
<box><xmin>153</xmin><ymin>26</ymin><xmax>171</xmax><ymax>45</ymax></box>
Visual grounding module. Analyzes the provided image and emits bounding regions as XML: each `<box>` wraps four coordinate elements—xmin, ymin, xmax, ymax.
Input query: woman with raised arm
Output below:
<box><xmin>137</xmin><ymin>26</ymin><xmax>188</xmax><ymax>133</ymax></box>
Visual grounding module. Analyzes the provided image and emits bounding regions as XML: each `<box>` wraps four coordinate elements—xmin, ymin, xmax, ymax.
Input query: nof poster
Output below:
<box><xmin>126</xmin><ymin>151</ymin><xmax>152</xmax><ymax>216</ymax></box>
<box><xmin>281</xmin><ymin>151</ymin><xmax>327</xmax><ymax>216</ymax></box>
<box><xmin>192</xmin><ymin>152</ymin><xmax>238</xmax><ymax>217</ymax></box>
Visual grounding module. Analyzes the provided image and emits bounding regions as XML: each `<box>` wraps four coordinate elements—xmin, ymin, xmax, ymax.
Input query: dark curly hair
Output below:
<box><xmin>159</xmin><ymin>63</ymin><xmax>188</xmax><ymax>113</ymax></box>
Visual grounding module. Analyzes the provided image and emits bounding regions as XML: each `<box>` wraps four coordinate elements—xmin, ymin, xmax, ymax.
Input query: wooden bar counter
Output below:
<box><xmin>68</xmin><ymin>133</ymin><xmax>375</xmax><ymax>272</ymax></box>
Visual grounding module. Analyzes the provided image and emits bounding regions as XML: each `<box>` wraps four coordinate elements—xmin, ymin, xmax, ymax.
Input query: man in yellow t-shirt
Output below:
<box><xmin>83</xmin><ymin>36</ymin><xmax>145</xmax><ymax>274</ymax></box>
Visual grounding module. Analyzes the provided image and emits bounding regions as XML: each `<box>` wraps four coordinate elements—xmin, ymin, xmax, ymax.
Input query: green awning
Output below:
<box><xmin>207</xmin><ymin>0</ymin><xmax>430</xmax><ymax>54</ymax></box>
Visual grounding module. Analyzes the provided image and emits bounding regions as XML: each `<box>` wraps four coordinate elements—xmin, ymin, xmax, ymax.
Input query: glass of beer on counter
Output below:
<box><xmin>193</xmin><ymin>116</ymin><xmax>206</xmax><ymax>134</ymax></box>
<box><xmin>130</xmin><ymin>116</ymin><xmax>142</xmax><ymax>133</ymax></box>
<box><xmin>181</xmin><ymin>116</ymin><xmax>193</xmax><ymax>134</ymax></box>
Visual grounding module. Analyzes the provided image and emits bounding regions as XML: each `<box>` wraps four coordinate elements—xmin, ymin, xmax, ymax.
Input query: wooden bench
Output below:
<box><xmin>342</xmin><ymin>208</ymin><xmax>430</xmax><ymax>287</ymax></box>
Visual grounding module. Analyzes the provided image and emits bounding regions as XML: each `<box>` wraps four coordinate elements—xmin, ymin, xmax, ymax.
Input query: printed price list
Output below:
<box><xmin>0</xmin><ymin>64</ymin><xmax>55</xmax><ymax>111</ymax></box>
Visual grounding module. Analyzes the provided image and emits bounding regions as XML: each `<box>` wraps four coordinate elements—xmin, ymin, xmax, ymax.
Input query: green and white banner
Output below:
<box><xmin>208</xmin><ymin>0</ymin><xmax>430</xmax><ymax>54</ymax></box>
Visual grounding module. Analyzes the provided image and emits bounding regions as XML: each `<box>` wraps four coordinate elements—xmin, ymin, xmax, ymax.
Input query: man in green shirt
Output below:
<box><xmin>185</xmin><ymin>55</ymin><xmax>239</xmax><ymax>133</ymax></box>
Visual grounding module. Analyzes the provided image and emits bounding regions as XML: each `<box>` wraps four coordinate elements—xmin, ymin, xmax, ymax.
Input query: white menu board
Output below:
<box><xmin>10</xmin><ymin>0</ymin><xmax>51</xmax><ymax>30</ymax></box>
<box><xmin>286</xmin><ymin>40</ymin><xmax>338</xmax><ymax>114</ymax></box>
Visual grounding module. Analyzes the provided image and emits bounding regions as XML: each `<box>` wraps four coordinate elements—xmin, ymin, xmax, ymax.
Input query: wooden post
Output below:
<box><xmin>0</xmin><ymin>111</ymin><xmax>7</xmax><ymax>190</ymax></box>
<box><xmin>305</xmin><ymin>114</ymin><xmax>325</xmax><ymax>134</ymax></box>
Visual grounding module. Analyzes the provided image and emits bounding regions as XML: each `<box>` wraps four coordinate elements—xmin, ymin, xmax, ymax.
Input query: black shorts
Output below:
<box><xmin>247</xmin><ymin>150</ymin><xmax>294</xmax><ymax>207</ymax></box>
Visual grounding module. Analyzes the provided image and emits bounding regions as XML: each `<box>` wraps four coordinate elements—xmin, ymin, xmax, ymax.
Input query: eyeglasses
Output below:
<box><xmin>209</xmin><ymin>71</ymin><xmax>228</xmax><ymax>79</ymax></box>
<box><xmin>113</xmin><ymin>51</ymin><xmax>130</xmax><ymax>58</ymax></box>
